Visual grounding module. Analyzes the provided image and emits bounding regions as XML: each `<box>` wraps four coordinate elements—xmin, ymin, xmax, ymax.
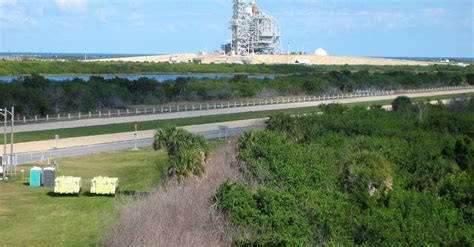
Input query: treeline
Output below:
<box><xmin>216</xmin><ymin>98</ymin><xmax>474</xmax><ymax>245</ymax></box>
<box><xmin>1</xmin><ymin>71</ymin><xmax>473</xmax><ymax>116</ymax></box>
<box><xmin>1</xmin><ymin>60</ymin><xmax>473</xmax><ymax>76</ymax></box>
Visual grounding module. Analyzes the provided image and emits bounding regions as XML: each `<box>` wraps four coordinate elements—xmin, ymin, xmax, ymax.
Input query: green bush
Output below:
<box><xmin>216</xmin><ymin>100</ymin><xmax>474</xmax><ymax>245</ymax></box>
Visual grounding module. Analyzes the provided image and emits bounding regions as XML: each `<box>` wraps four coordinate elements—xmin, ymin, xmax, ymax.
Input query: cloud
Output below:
<box><xmin>0</xmin><ymin>0</ymin><xmax>16</xmax><ymax>6</ymax></box>
<box><xmin>0</xmin><ymin>8</ymin><xmax>37</xmax><ymax>27</ymax></box>
<box><xmin>129</xmin><ymin>12</ymin><xmax>144</xmax><ymax>26</ymax></box>
<box><xmin>0</xmin><ymin>0</ymin><xmax>37</xmax><ymax>27</ymax></box>
<box><xmin>55</xmin><ymin>0</ymin><xmax>88</xmax><ymax>11</ymax></box>
<box><xmin>95</xmin><ymin>8</ymin><xmax>115</xmax><ymax>24</ymax></box>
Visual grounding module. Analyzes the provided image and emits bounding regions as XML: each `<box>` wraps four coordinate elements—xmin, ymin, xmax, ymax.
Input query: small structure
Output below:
<box><xmin>295</xmin><ymin>59</ymin><xmax>310</xmax><ymax>65</ymax></box>
<box><xmin>54</xmin><ymin>176</ymin><xmax>82</xmax><ymax>195</ymax></box>
<box><xmin>90</xmin><ymin>176</ymin><xmax>119</xmax><ymax>195</ymax></box>
<box><xmin>29</xmin><ymin>167</ymin><xmax>42</xmax><ymax>187</ymax></box>
<box><xmin>42</xmin><ymin>167</ymin><xmax>56</xmax><ymax>187</ymax></box>
<box><xmin>192</xmin><ymin>58</ymin><xmax>203</xmax><ymax>64</ymax></box>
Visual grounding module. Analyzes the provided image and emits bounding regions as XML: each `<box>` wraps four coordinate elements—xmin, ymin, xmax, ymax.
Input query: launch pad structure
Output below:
<box><xmin>225</xmin><ymin>0</ymin><xmax>281</xmax><ymax>55</ymax></box>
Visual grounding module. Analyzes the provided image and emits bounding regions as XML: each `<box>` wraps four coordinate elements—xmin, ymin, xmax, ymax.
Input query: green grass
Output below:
<box><xmin>0</xmin><ymin>148</ymin><xmax>167</xmax><ymax>246</ymax></box>
<box><xmin>10</xmin><ymin>92</ymin><xmax>473</xmax><ymax>144</ymax></box>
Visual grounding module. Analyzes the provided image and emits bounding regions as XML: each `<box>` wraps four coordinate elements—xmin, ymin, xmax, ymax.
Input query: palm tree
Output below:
<box><xmin>154</xmin><ymin>126</ymin><xmax>210</xmax><ymax>182</ymax></box>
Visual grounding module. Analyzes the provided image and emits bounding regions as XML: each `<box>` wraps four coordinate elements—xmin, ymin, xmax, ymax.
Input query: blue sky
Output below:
<box><xmin>0</xmin><ymin>0</ymin><xmax>472</xmax><ymax>57</ymax></box>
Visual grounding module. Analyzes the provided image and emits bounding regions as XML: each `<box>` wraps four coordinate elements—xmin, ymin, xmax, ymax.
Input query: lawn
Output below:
<box><xmin>9</xmin><ymin>92</ymin><xmax>474</xmax><ymax>144</ymax></box>
<box><xmin>0</xmin><ymin>147</ymin><xmax>167</xmax><ymax>246</ymax></box>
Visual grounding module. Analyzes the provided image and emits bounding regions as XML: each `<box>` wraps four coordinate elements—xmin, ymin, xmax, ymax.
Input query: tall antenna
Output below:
<box><xmin>84</xmin><ymin>49</ymin><xmax>87</xmax><ymax>61</ymax></box>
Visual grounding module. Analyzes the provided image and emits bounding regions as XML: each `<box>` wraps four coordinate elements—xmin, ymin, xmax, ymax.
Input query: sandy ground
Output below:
<box><xmin>7</xmin><ymin>87</ymin><xmax>474</xmax><ymax>134</ymax></box>
<box><xmin>1</xmin><ymin>119</ymin><xmax>265</xmax><ymax>154</ymax></box>
<box><xmin>91</xmin><ymin>53</ymin><xmax>435</xmax><ymax>66</ymax></box>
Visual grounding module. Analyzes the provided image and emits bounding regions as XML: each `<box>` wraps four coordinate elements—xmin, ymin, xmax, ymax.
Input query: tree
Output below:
<box><xmin>154</xmin><ymin>126</ymin><xmax>209</xmax><ymax>182</ymax></box>
<box><xmin>454</xmin><ymin>136</ymin><xmax>473</xmax><ymax>172</ymax></box>
<box><xmin>391</xmin><ymin>96</ymin><xmax>413</xmax><ymax>113</ymax></box>
<box><xmin>466</xmin><ymin>73</ymin><xmax>474</xmax><ymax>85</ymax></box>
<box><xmin>173</xmin><ymin>77</ymin><xmax>188</xmax><ymax>97</ymax></box>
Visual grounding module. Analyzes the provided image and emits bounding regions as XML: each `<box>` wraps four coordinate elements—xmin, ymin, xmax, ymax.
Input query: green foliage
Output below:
<box><xmin>391</xmin><ymin>96</ymin><xmax>413</xmax><ymax>113</ymax></box>
<box><xmin>1</xmin><ymin>60</ymin><xmax>473</xmax><ymax>76</ymax></box>
<box><xmin>217</xmin><ymin>100</ymin><xmax>474</xmax><ymax>245</ymax></box>
<box><xmin>153</xmin><ymin>126</ymin><xmax>209</xmax><ymax>182</ymax></box>
<box><xmin>342</xmin><ymin>151</ymin><xmax>393</xmax><ymax>208</ymax></box>
<box><xmin>1</xmin><ymin>63</ymin><xmax>473</xmax><ymax>116</ymax></box>
<box><xmin>467</xmin><ymin>73</ymin><xmax>474</xmax><ymax>85</ymax></box>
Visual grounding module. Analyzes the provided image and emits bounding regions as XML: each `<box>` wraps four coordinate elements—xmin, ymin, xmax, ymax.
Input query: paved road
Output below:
<box><xmin>15</xmin><ymin>128</ymin><xmax>245</xmax><ymax>165</ymax></box>
<box><xmin>1</xmin><ymin>118</ymin><xmax>265</xmax><ymax>154</ymax></box>
<box><xmin>7</xmin><ymin>88</ymin><xmax>474</xmax><ymax>133</ymax></box>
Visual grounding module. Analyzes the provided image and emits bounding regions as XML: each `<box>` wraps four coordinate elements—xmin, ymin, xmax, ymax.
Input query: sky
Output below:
<box><xmin>0</xmin><ymin>0</ymin><xmax>472</xmax><ymax>57</ymax></box>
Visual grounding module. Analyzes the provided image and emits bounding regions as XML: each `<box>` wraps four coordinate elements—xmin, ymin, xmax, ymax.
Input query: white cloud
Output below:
<box><xmin>129</xmin><ymin>12</ymin><xmax>144</xmax><ymax>26</ymax></box>
<box><xmin>0</xmin><ymin>0</ymin><xmax>37</xmax><ymax>27</ymax></box>
<box><xmin>0</xmin><ymin>0</ymin><xmax>16</xmax><ymax>7</ymax></box>
<box><xmin>95</xmin><ymin>8</ymin><xmax>115</xmax><ymax>24</ymax></box>
<box><xmin>0</xmin><ymin>8</ymin><xmax>37</xmax><ymax>27</ymax></box>
<box><xmin>55</xmin><ymin>0</ymin><xmax>88</xmax><ymax>11</ymax></box>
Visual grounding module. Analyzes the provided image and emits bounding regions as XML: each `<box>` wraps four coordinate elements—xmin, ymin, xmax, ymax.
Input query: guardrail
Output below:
<box><xmin>6</xmin><ymin>85</ymin><xmax>474</xmax><ymax>126</ymax></box>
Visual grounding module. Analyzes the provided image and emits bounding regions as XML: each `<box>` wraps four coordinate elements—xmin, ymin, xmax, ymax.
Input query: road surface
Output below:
<box><xmin>7</xmin><ymin>87</ymin><xmax>473</xmax><ymax>134</ymax></box>
<box><xmin>15</xmin><ymin>128</ymin><xmax>246</xmax><ymax>165</ymax></box>
<box><xmin>2</xmin><ymin>118</ymin><xmax>265</xmax><ymax>154</ymax></box>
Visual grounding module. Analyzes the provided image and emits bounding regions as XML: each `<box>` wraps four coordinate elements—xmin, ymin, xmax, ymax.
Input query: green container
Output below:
<box><xmin>30</xmin><ymin>167</ymin><xmax>42</xmax><ymax>187</ymax></box>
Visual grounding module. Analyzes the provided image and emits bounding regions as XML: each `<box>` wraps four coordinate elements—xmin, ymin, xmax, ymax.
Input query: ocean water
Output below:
<box><xmin>0</xmin><ymin>52</ymin><xmax>153</xmax><ymax>59</ymax></box>
<box><xmin>0</xmin><ymin>74</ymin><xmax>274</xmax><ymax>82</ymax></box>
<box><xmin>379</xmin><ymin>57</ymin><xmax>473</xmax><ymax>63</ymax></box>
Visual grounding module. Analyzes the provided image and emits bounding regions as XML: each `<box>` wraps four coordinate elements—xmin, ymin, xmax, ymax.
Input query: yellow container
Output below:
<box><xmin>90</xmin><ymin>176</ymin><xmax>119</xmax><ymax>195</ymax></box>
<box><xmin>54</xmin><ymin>176</ymin><xmax>82</xmax><ymax>195</ymax></box>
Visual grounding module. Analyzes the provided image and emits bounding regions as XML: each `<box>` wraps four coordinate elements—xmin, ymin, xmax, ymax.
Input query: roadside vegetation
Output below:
<box><xmin>7</xmin><ymin>92</ymin><xmax>472</xmax><ymax>144</ymax></box>
<box><xmin>1</xmin><ymin>68</ymin><xmax>473</xmax><ymax>116</ymax></box>
<box><xmin>214</xmin><ymin>97</ymin><xmax>474</xmax><ymax>245</ymax></box>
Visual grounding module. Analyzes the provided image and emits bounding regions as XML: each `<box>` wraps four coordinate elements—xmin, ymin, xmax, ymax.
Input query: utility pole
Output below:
<box><xmin>10</xmin><ymin>107</ymin><xmax>14</xmax><ymax>174</ymax></box>
<box><xmin>1</xmin><ymin>107</ymin><xmax>15</xmax><ymax>180</ymax></box>
<box><xmin>134</xmin><ymin>123</ymin><xmax>138</xmax><ymax>150</ymax></box>
<box><xmin>2</xmin><ymin>108</ymin><xmax>6</xmax><ymax>180</ymax></box>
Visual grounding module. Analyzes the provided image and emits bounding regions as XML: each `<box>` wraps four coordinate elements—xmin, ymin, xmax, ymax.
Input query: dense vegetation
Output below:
<box><xmin>154</xmin><ymin>127</ymin><xmax>210</xmax><ymax>183</ymax></box>
<box><xmin>1</xmin><ymin>68</ymin><xmax>473</xmax><ymax>116</ymax></box>
<box><xmin>216</xmin><ymin>98</ymin><xmax>474</xmax><ymax>245</ymax></box>
<box><xmin>1</xmin><ymin>60</ymin><xmax>473</xmax><ymax>76</ymax></box>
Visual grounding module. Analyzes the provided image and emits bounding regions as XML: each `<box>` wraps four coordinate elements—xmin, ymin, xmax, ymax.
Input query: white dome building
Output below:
<box><xmin>315</xmin><ymin>48</ymin><xmax>328</xmax><ymax>56</ymax></box>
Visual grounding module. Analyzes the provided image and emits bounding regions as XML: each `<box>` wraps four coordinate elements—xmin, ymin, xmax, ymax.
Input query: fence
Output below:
<box><xmin>7</xmin><ymin>85</ymin><xmax>474</xmax><ymax>126</ymax></box>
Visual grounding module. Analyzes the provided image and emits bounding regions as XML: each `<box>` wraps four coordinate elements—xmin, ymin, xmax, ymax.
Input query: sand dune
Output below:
<box><xmin>91</xmin><ymin>53</ymin><xmax>435</xmax><ymax>66</ymax></box>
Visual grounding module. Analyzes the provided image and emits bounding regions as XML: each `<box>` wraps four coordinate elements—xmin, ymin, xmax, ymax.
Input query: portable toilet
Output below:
<box><xmin>54</xmin><ymin>176</ymin><xmax>82</xmax><ymax>195</ymax></box>
<box><xmin>91</xmin><ymin>177</ymin><xmax>119</xmax><ymax>195</ymax></box>
<box><xmin>30</xmin><ymin>167</ymin><xmax>42</xmax><ymax>187</ymax></box>
<box><xmin>43</xmin><ymin>167</ymin><xmax>56</xmax><ymax>187</ymax></box>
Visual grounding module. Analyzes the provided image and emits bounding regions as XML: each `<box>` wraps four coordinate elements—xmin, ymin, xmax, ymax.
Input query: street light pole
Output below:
<box><xmin>10</xmin><ymin>107</ymin><xmax>14</xmax><ymax>174</ymax></box>
<box><xmin>134</xmin><ymin>123</ymin><xmax>138</xmax><ymax>150</ymax></box>
<box><xmin>1</xmin><ymin>107</ymin><xmax>15</xmax><ymax>180</ymax></box>
<box><xmin>2</xmin><ymin>108</ymin><xmax>6</xmax><ymax>180</ymax></box>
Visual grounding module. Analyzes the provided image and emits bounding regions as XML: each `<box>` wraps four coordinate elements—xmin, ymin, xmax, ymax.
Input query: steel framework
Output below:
<box><xmin>230</xmin><ymin>0</ymin><xmax>281</xmax><ymax>55</ymax></box>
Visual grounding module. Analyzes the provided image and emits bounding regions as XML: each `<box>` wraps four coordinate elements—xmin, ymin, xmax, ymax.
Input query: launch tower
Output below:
<box><xmin>227</xmin><ymin>0</ymin><xmax>281</xmax><ymax>55</ymax></box>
